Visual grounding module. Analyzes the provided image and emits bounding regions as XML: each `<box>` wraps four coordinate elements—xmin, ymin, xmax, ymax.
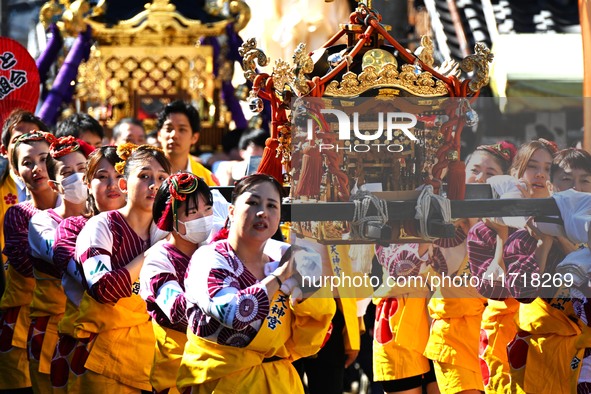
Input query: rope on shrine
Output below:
<box><xmin>350</xmin><ymin>191</ymin><xmax>389</xmax><ymax>240</ymax></box>
<box><xmin>415</xmin><ymin>185</ymin><xmax>452</xmax><ymax>241</ymax></box>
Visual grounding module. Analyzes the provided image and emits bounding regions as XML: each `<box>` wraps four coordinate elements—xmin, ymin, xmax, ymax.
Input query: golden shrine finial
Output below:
<box><xmin>40</xmin><ymin>0</ymin><xmax>62</xmax><ymax>30</ymax></box>
<box><xmin>229</xmin><ymin>1</ymin><xmax>251</xmax><ymax>32</ymax></box>
<box><xmin>460</xmin><ymin>42</ymin><xmax>494</xmax><ymax>93</ymax></box>
<box><xmin>146</xmin><ymin>0</ymin><xmax>175</xmax><ymax>12</ymax></box>
<box><xmin>238</xmin><ymin>38</ymin><xmax>268</xmax><ymax>82</ymax></box>
<box><xmin>42</xmin><ymin>0</ymin><xmax>90</xmax><ymax>35</ymax></box>
<box><xmin>272</xmin><ymin>59</ymin><xmax>294</xmax><ymax>93</ymax></box>
<box><xmin>292</xmin><ymin>44</ymin><xmax>314</xmax><ymax>95</ymax></box>
<box><xmin>416</xmin><ymin>36</ymin><xmax>435</xmax><ymax>68</ymax></box>
<box><xmin>90</xmin><ymin>0</ymin><xmax>106</xmax><ymax>18</ymax></box>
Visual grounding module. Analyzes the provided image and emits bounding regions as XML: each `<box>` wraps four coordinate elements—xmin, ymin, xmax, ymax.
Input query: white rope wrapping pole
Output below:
<box><xmin>415</xmin><ymin>185</ymin><xmax>452</xmax><ymax>240</ymax></box>
<box><xmin>351</xmin><ymin>191</ymin><xmax>389</xmax><ymax>239</ymax></box>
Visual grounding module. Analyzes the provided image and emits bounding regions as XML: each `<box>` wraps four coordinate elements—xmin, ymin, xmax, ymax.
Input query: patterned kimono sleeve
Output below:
<box><xmin>431</xmin><ymin>226</ymin><xmax>467</xmax><ymax>275</ymax></box>
<box><xmin>467</xmin><ymin>221</ymin><xmax>511</xmax><ymax>299</ymax></box>
<box><xmin>28</xmin><ymin>210</ymin><xmax>57</xmax><ymax>264</ymax></box>
<box><xmin>139</xmin><ymin>241</ymin><xmax>188</xmax><ymax>328</ymax></box>
<box><xmin>53</xmin><ymin>216</ymin><xmax>86</xmax><ymax>275</ymax></box>
<box><xmin>76</xmin><ymin>215</ymin><xmax>132</xmax><ymax>303</ymax></box>
<box><xmin>434</xmin><ymin>226</ymin><xmax>467</xmax><ymax>248</ymax></box>
<box><xmin>28</xmin><ymin>211</ymin><xmax>64</xmax><ymax>279</ymax></box>
<box><xmin>375</xmin><ymin>243</ymin><xmax>429</xmax><ymax>278</ymax></box>
<box><xmin>3</xmin><ymin>204</ymin><xmax>34</xmax><ymax>277</ymax></box>
<box><xmin>503</xmin><ymin>229</ymin><xmax>540</xmax><ymax>302</ymax></box>
<box><xmin>184</xmin><ymin>243</ymin><xmax>270</xmax><ymax>331</ymax></box>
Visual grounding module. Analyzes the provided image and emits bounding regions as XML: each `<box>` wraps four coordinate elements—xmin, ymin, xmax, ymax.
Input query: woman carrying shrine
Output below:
<box><xmin>139</xmin><ymin>172</ymin><xmax>213</xmax><ymax>393</ymax></box>
<box><xmin>467</xmin><ymin>139</ymin><xmax>555</xmax><ymax>393</ymax></box>
<box><xmin>177</xmin><ymin>173</ymin><xmax>335</xmax><ymax>393</ymax></box>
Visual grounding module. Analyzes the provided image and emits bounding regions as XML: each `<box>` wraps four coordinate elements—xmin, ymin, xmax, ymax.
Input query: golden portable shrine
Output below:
<box><xmin>35</xmin><ymin>0</ymin><xmax>251</xmax><ymax>150</ymax></box>
<box><xmin>240</xmin><ymin>0</ymin><xmax>494</xmax><ymax>245</ymax></box>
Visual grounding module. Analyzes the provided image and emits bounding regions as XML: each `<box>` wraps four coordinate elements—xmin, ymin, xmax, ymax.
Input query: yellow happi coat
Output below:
<box><xmin>28</xmin><ymin>269</ymin><xmax>67</xmax><ymax>394</ymax></box>
<box><xmin>29</xmin><ymin>270</ymin><xmax>65</xmax><ymax>335</ymax></box>
<box><xmin>424</xmin><ymin>254</ymin><xmax>487</xmax><ymax>393</ymax></box>
<box><xmin>71</xmin><ymin>293</ymin><xmax>154</xmax><ymax>392</ymax></box>
<box><xmin>188</xmin><ymin>156</ymin><xmax>219</xmax><ymax>186</ymax></box>
<box><xmin>480</xmin><ymin>298</ymin><xmax>519</xmax><ymax>394</ymax></box>
<box><xmin>150</xmin><ymin>322</ymin><xmax>185</xmax><ymax>394</ymax></box>
<box><xmin>177</xmin><ymin>290</ymin><xmax>335</xmax><ymax>393</ymax></box>
<box><xmin>509</xmin><ymin>295</ymin><xmax>591</xmax><ymax>394</ymax></box>
<box><xmin>373</xmin><ymin>295</ymin><xmax>431</xmax><ymax>381</ymax></box>
<box><xmin>325</xmin><ymin>244</ymin><xmax>372</xmax><ymax>354</ymax></box>
<box><xmin>0</xmin><ymin>200</ymin><xmax>38</xmax><ymax>390</ymax></box>
<box><xmin>57</xmin><ymin>299</ymin><xmax>78</xmax><ymax>338</ymax></box>
<box><xmin>502</xmin><ymin>230</ymin><xmax>591</xmax><ymax>393</ymax></box>
<box><xmin>372</xmin><ymin>247</ymin><xmax>435</xmax><ymax>381</ymax></box>
<box><xmin>0</xmin><ymin>265</ymin><xmax>34</xmax><ymax>389</ymax></box>
<box><xmin>0</xmin><ymin>174</ymin><xmax>18</xmax><ymax>264</ymax></box>
<box><xmin>52</xmin><ymin>298</ymin><xmax>80</xmax><ymax>390</ymax></box>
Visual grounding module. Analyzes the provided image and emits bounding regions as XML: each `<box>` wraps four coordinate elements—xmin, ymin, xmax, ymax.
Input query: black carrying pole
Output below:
<box><xmin>212</xmin><ymin>184</ymin><xmax>561</xmax><ymax>223</ymax></box>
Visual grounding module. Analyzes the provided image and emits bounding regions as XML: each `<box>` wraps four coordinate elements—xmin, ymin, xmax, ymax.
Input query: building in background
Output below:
<box><xmin>419</xmin><ymin>0</ymin><xmax>583</xmax><ymax>149</ymax></box>
<box><xmin>3</xmin><ymin>0</ymin><xmax>585</xmax><ymax>152</ymax></box>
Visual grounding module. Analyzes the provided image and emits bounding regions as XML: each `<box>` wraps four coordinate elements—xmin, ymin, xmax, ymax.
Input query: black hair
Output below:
<box><xmin>221</xmin><ymin>128</ymin><xmax>244</xmax><ymax>154</ymax></box>
<box><xmin>46</xmin><ymin>155</ymin><xmax>59</xmax><ymax>181</ymax></box>
<box><xmin>122</xmin><ymin>145</ymin><xmax>172</xmax><ymax>179</ymax></box>
<box><xmin>155</xmin><ymin>100</ymin><xmax>201</xmax><ymax>135</ymax></box>
<box><xmin>550</xmin><ymin>148</ymin><xmax>591</xmax><ymax>181</ymax></box>
<box><xmin>112</xmin><ymin>118</ymin><xmax>145</xmax><ymax>141</ymax></box>
<box><xmin>55</xmin><ymin>112</ymin><xmax>104</xmax><ymax>140</ymax></box>
<box><xmin>231</xmin><ymin>173</ymin><xmax>285</xmax><ymax>204</ymax></box>
<box><xmin>238</xmin><ymin>128</ymin><xmax>268</xmax><ymax>151</ymax></box>
<box><xmin>153</xmin><ymin>172</ymin><xmax>213</xmax><ymax>232</ymax></box>
<box><xmin>2</xmin><ymin>109</ymin><xmax>49</xmax><ymax>151</ymax></box>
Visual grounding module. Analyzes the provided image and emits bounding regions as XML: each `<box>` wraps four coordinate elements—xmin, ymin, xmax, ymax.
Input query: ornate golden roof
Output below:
<box><xmin>86</xmin><ymin>0</ymin><xmax>229</xmax><ymax>46</ymax></box>
<box><xmin>40</xmin><ymin>0</ymin><xmax>250</xmax><ymax>150</ymax></box>
<box><xmin>41</xmin><ymin>0</ymin><xmax>250</xmax><ymax>44</ymax></box>
<box><xmin>323</xmin><ymin>65</ymin><xmax>449</xmax><ymax>98</ymax></box>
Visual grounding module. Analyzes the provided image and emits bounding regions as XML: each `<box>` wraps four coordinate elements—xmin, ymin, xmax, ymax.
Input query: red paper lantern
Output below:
<box><xmin>0</xmin><ymin>37</ymin><xmax>40</xmax><ymax>125</ymax></box>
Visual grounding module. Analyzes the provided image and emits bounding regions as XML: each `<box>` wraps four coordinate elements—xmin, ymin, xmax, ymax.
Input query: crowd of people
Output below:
<box><xmin>371</xmin><ymin>138</ymin><xmax>591</xmax><ymax>394</ymax></box>
<box><xmin>1</xmin><ymin>99</ymin><xmax>591</xmax><ymax>394</ymax></box>
<box><xmin>0</xmin><ymin>102</ymin><xmax>333</xmax><ymax>394</ymax></box>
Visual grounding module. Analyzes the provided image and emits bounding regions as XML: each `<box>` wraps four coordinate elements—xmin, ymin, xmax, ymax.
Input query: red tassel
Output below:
<box><xmin>211</xmin><ymin>227</ymin><xmax>229</xmax><ymax>242</ymax></box>
<box><xmin>156</xmin><ymin>202</ymin><xmax>173</xmax><ymax>231</ymax></box>
<box><xmin>446</xmin><ymin>160</ymin><xmax>466</xmax><ymax>200</ymax></box>
<box><xmin>257</xmin><ymin>137</ymin><xmax>283</xmax><ymax>183</ymax></box>
<box><xmin>294</xmin><ymin>146</ymin><xmax>322</xmax><ymax>197</ymax></box>
<box><xmin>76</xmin><ymin>139</ymin><xmax>96</xmax><ymax>158</ymax></box>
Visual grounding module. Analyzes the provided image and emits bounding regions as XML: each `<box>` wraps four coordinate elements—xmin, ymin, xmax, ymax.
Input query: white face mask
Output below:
<box><xmin>61</xmin><ymin>173</ymin><xmax>88</xmax><ymax>204</ymax></box>
<box><xmin>177</xmin><ymin>215</ymin><xmax>213</xmax><ymax>244</ymax></box>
